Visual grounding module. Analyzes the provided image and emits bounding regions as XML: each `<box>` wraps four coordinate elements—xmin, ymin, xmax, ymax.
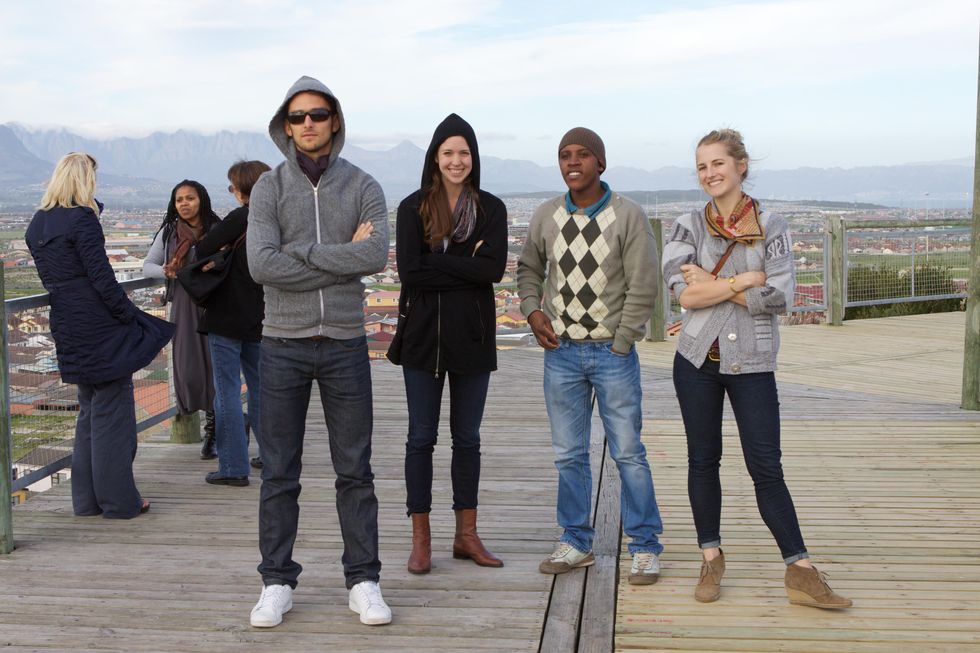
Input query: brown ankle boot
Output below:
<box><xmin>452</xmin><ymin>509</ymin><xmax>503</xmax><ymax>567</ymax></box>
<box><xmin>785</xmin><ymin>563</ymin><xmax>852</xmax><ymax>609</ymax></box>
<box><xmin>695</xmin><ymin>550</ymin><xmax>725</xmax><ymax>603</ymax></box>
<box><xmin>407</xmin><ymin>512</ymin><xmax>431</xmax><ymax>574</ymax></box>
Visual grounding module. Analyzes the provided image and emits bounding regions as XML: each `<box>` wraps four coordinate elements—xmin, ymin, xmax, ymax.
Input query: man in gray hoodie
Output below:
<box><xmin>246</xmin><ymin>76</ymin><xmax>391</xmax><ymax>628</ymax></box>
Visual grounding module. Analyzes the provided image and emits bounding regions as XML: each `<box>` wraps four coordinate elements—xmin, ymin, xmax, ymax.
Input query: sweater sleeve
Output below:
<box><xmin>286</xmin><ymin>177</ymin><xmax>389</xmax><ymax>277</ymax></box>
<box><xmin>423</xmin><ymin>198</ymin><xmax>508</xmax><ymax>284</ymax></box>
<box><xmin>246</xmin><ymin>175</ymin><xmax>343</xmax><ymax>291</ymax></box>
<box><xmin>613</xmin><ymin>207</ymin><xmax>660</xmax><ymax>353</ymax></box>
<box><xmin>744</xmin><ymin>214</ymin><xmax>794</xmax><ymax>316</ymax></box>
<box><xmin>516</xmin><ymin>204</ymin><xmax>550</xmax><ymax>318</ymax></box>
<box><xmin>396</xmin><ymin>198</ymin><xmax>481</xmax><ymax>291</ymax></box>
<box><xmin>197</xmin><ymin>207</ymin><xmax>246</xmax><ymax>258</ymax></box>
<box><xmin>661</xmin><ymin>212</ymin><xmax>698</xmax><ymax>299</ymax></box>
<box><xmin>75</xmin><ymin>210</ymin><xmax>137</xmax><ymax>323</ymax></box>
<box><xmin>142</xmin><ymin>229</ymin><xmax>167</xmax><ymax>280</ymax></box>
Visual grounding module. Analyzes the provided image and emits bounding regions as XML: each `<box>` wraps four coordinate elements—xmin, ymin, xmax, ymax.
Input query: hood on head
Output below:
<box><xmin>269</xmin><ymin>75</ymin><xmax>346</xmax><ymax>164</ymax></box>
<box><xmin>421</xmin><ymin>113</ymin><xmax>480</xmax><ymax>193</ymax></box>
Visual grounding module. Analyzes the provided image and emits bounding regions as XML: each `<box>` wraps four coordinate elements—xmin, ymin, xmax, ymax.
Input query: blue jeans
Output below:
<box><xmin>543</xmin><ymin>340</ymin><xmax>664</xmax><ymax>555</ymax></box>
<box><xmin>403</xmin><ymin>367</ymin><xmax>491</xmax><ymax>515</ymax></box>
<box><xmin>256</xmin><ymin>335</ymin><xmax>380</xmax><ymax>590</ymax></box>
<box><xmin>672</xmin><ymin>352</ymin><xmax>808</xmax><ymax>564</ymax></box>
<box><xmin>72</xmin><ymin>376</ymin><xmax>143</xmax><ymax>519</ymax></box>
<box><xmin>208</xmin><ymin>334</ymin><xmax>261</xmax><ymax>478</ymax></box>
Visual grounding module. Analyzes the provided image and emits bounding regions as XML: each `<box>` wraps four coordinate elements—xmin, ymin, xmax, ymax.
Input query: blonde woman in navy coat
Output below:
<box><xmin>26</xmin><ymin>153</ymin><xmax>174</xmax><ymax>519</ymax></box>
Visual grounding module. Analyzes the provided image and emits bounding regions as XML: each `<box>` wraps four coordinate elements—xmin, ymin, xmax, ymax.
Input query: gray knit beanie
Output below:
<box><xmin>558</xmin><ymin>127</ymin><xmax>606</xmax><ymax>173</ymax></box>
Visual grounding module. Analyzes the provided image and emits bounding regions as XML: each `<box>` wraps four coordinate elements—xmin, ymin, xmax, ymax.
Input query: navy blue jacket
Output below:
<box><xmin>26</xmin><ymin>205</ymin><xmax>175</xmax><ymax>384</ymax></box>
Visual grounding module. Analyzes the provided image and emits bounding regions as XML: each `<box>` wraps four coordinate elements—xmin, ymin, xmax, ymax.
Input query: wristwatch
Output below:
<box><xmin>727</xmin><ymin>276</ymin><xmax>737</xmax><ymax>292</ymax></box>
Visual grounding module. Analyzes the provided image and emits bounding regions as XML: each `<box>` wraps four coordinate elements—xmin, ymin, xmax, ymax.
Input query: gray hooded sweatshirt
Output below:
<box><xmin>247</xmin><ymin>76</ymin><xmax>389</xmax><ymax>339</ymax></box>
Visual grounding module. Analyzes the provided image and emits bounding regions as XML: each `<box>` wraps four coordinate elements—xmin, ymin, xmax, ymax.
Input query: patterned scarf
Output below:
<box><xmin>704</xmin><ymin>193</ymin><xmax>764</xmax><ymax>243</ymax></box>
<box><xmin>432</xmin><ymin>187</ymin><xmax>478</xmax><ymax>253</ymax></box>
<box><xmin>163</xmin><ymin>218</ymin><xmax>205</xmax><ymax>277</ymax></box>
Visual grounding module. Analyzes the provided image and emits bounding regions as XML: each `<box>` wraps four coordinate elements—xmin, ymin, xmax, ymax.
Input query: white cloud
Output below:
<box><xmin>0</xmin><ymin>0</ymin><xmax>976</xmax><ymax>167</ymax></box>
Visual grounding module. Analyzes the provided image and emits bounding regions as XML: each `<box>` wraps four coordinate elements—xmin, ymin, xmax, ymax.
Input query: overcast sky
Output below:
<box><xmin>1</xmin><ymin>0</ymin><xmax>977</xmax><ymax>170</ymax></box>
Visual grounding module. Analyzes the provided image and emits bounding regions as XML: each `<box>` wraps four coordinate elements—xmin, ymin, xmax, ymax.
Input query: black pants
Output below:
<box><xmin>403</xmin><ymin>367</ymin><xmax>490</xmax><ymax>515</ymax></box>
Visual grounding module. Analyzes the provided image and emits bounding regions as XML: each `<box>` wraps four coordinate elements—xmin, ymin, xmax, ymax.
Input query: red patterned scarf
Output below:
<box><xmin>163</xmin><ymin>219</ymin><xmax>205</xmax><ymax>277</ymax></box>
<box><xmin>704</xmin><ymin>193</ymin><xmax>764</xmax><ymax>243</ymax></box>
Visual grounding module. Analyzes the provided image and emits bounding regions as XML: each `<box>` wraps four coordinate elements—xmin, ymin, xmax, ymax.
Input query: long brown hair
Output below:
<box><xmin>419</xmin><ymin>171</ymin><xmax>478</xmax><ymax>247</ymax></box>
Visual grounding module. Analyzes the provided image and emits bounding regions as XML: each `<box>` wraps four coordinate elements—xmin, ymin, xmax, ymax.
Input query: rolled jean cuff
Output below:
<box><xmin>783</xmin><ymin>551</ymin><xmax>810</xmax><ymax>565</ymax></box>
<box><xmin>699</xmin><ymin>539</ymin><xmax>721</xmax><ymax>550</ymax></box>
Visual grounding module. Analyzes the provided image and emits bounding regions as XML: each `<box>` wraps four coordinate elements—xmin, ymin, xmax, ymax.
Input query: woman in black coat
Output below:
<box><xmin>387</xmin><ymin>114</ymin><xmax>508</xmax><ymax>574</ymax></box>
<box><xmin>26</xmin><ymin>153</ymin><xmax>174</xmax><ymax>519</ymax></box>
<box><xmin>195</xmin><ymin>160</ymin><xmax>270</xmax><ymax>486</ymax></box>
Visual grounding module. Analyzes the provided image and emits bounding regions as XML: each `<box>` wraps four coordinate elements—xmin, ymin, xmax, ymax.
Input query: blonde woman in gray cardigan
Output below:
<box><xmin>662</xmin><ymin>129</ymin><xmax>851</xmax><ymax>610</ymax></box>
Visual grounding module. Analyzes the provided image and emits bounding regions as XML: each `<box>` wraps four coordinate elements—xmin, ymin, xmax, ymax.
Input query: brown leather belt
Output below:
<box><xmin>707</xmin><ymin>339</ymin><xmax>721</xmax><ymax>362</ymax></box>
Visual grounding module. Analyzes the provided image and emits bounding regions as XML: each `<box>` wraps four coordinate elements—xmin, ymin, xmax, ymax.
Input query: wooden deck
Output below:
<box><xmin>619</xmin><ymin>312</ymin><xmax>980</xmax><ymax>653</ymax></box>
<box><xmin>1</xmin><ymin>312</ymin><xmax>977</xmax><ymax>652</ymax></box>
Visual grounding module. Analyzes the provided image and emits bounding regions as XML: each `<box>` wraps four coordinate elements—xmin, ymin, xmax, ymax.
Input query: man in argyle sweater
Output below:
<box><xmin>517</xmin><ymin>127</ymin><xmax>664</xmax><ymax>585</ymax></box>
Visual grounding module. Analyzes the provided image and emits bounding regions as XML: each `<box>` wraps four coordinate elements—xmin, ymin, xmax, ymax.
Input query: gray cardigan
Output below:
<box><xmin>662</xmin><ymin>208</ymin><xmax>795</xmax><ymax>374</ymax></box>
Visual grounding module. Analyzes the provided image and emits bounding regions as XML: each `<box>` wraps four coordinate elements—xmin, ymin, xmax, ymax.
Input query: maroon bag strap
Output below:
<box><xmin>709</xmin><ymin>241</ymin><xmax>738</xmax><ymax>278</ymax></box>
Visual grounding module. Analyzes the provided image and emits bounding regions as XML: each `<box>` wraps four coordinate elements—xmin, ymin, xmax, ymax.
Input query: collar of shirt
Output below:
<box><xmin>565</xmin><ymin>181</ymin><xmax>612</xmax><ymax>218</ymax></box>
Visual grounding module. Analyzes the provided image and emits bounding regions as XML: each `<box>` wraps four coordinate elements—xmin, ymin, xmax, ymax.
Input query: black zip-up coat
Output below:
<box><xmin>387</xmin><ymin>188</ymin><xmax>507</xmax><ymax>374</ymax></box>
<box><xmin>196</xmin><ymin>206</ymin><xmax>265</xmax><ymax>342</ymax></box>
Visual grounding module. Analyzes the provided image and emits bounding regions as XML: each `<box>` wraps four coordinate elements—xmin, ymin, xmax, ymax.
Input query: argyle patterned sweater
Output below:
<box><xmin>517</xmin><ymin>192</ymin><xmax>660</xmax><ymax>353</ymax></box>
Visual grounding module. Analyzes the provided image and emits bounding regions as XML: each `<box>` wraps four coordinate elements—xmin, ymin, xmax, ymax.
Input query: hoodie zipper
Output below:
<box><xmin>434</xmin><ymin>292</ymin><xmax>441</xmax><ymax>378</ymax></box>
<box><xmin>311</xmin><ymin>179</ymin><xmax>325</xmax><ymax>336</ymax></box>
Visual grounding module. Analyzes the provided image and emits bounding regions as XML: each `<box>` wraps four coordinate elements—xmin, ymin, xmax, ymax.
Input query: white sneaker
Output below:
<box><xmin>628</xmin><ymin>551</ymin><xmax>661</xmax><ymax>585</ymax></box>
<box><xmin>250</xmin><ymin>584</ymin><xmax>293</xmax><ymax>628</ymax></box>
<box><xmin>538</xmin><ymin>542</ymin><xmax>595</xmax><ymax>574</ymax></box>
<box><xmin>348</xmin><ymin>580</ymin><xmax>392</xmax><ymax>625</ymax></box>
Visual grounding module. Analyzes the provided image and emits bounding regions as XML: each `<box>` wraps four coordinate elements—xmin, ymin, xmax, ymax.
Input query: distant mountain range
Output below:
<box><xmin>0</xmin><ymin>123</ymin><xmax>973</xmax><ymax>210</ymax></box>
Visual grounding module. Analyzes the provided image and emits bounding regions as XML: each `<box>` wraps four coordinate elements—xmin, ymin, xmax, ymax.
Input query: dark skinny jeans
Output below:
<box><xmin>403</xmin><ymin>367</ymin><xmax>490</xmax><ymax>516</ymax></box>
<box><xmin>673</xmin><ymin>352</ymin><xmax>808</xmax><ymax>564</ymax></box>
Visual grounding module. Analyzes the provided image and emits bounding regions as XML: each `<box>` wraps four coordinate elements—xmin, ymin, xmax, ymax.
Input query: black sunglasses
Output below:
<box><xmin>286</xmin><ymin>109</ymin><xmax>333</xmax><ymax>125</ymax></box>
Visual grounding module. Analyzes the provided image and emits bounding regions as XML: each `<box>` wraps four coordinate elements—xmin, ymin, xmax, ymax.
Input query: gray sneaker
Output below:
<box><xmin>539</xmin><ymin>542</ymin><xmax>595</xmax><ymax>574</ymax></box>
<box><xmin>628</xmin><ymin>551</ymin><xmax>661</xmax><ymax>585</ymax></box>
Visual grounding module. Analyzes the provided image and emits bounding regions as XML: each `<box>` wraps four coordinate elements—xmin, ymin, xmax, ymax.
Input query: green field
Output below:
<box><xmin>10</xmin><ymin>414</ymin><xmax>76</xmax><ymax>462</ymax></box>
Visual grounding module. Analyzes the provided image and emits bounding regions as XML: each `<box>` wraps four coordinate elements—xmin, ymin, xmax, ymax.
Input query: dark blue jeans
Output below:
<box><xmin>256</xmin><ymin>335</ymin><xmax>381</xmax><ymax>590</ymax></box>
<box><xmin>403</xmin><ymin>367</ymin><xmax>490</xmax><ymax>515</ymax></box>
<box><xmin>673</xmin><ymin>352</ymin><xmax>808</xmax><ymax>563</ymax></box>
<box><xmin>72</xmin><ymin>376</ymin><xmax>143</xmax><ymax>519</ymax></box>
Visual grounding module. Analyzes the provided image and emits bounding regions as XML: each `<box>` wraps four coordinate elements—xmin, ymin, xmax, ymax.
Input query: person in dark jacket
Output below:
<box><xmin>143</xmin><ymin>180</ymin><xmax>221</xmax><ymax>459</ymax></box>
<box><xmin>26</xmin><ymin>153</ymin><xmax>174</xmax><ymax>519</ymax></box>
<box><xmin>196</xmin><ymin>160</ymin><xmax>271</xmax><ymax>486</ymax></box>
<box><xmin>387</xmin><ymin>114</ymin><xmax>508</xmax><ymax>574</ymax></box>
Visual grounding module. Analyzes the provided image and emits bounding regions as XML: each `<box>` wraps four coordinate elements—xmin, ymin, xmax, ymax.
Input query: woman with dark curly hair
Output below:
<box><xmin>143</xmin><ymin>180</ymin><xmax>221</xmax><ymax>456</ymax></box>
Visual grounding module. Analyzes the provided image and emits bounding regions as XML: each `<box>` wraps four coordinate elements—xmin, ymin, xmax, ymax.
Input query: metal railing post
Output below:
<box><xmin>828</xmin><ymin>215</ymin><xmax>845</xmax><ymax>326</ymax></box>
<box><xmin>961</xmin><ymin>37</ymin><xmax>980</xmax><ymax>410</ymax></box>
<box><xmin>1</xmin><ymin>267</ymin><xmax>15</xmax><ymax>553</ymax></box>
<box><xmin>648</xmin><ymin>218</ymin><xmax>666</xmax><ymax>342</ymax></box>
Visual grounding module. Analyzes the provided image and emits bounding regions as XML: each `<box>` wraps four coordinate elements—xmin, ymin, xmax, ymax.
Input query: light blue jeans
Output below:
<box><xmin>543</xmin><ymin>340</ymin><xmax>663</xmax><ymax>555</ymax></box>
<box><xmin>208</xmin><ymin>334</ymin><xmax>261</xmax><ymax>478</ymax></box>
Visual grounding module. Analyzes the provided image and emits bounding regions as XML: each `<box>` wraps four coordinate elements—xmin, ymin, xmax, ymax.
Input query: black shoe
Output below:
<box><xmin>200</xmin><ymin>436</ymin><xmax>217</xmax><ymax>460</ymax></box>
<box><xmin>205</xmin><ymin>471</ymin><xmax>249</xmax><ymax>487</ymax></box>
<box><xmin>250</xmin><ymin>457</ymin><xmax>264</xmax><ymax>470</ymax></box>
